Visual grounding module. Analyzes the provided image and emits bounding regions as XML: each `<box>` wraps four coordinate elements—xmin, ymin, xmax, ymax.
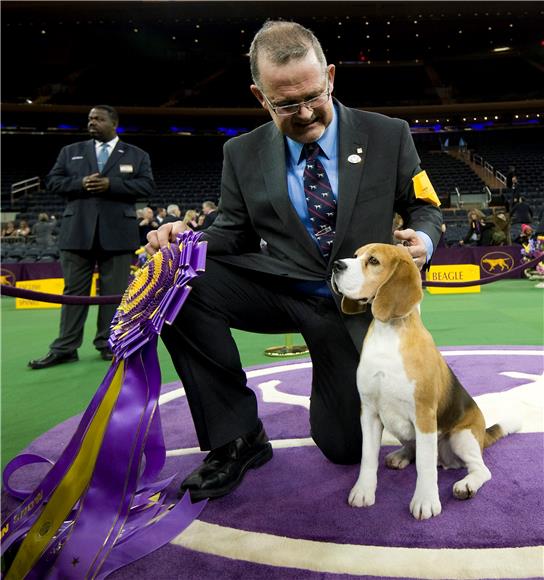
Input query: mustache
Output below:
<box><xmin>294</xmin><ymin>117</ymin><xmax>318</xmax><ymax>126</ymax></box>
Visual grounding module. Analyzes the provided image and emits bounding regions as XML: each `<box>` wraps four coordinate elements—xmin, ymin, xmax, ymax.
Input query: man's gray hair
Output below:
<box><xmin>167</xmin><ymin>204</ymin><xmax>180</xmax><ymax>215</ymax></box>
<box><xmin>249</xmin><ymin>21</ymin><xmax>327</xmax><ymax>88</ymax></box>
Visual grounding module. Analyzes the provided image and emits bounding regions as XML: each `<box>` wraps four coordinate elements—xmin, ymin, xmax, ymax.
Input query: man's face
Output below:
<box><xmin>251</xmin><ymin>51</ymin><xmax>335</xmax><ymax>144</ymax></box>
<box><xmin>88</xmin><ymin>108</ymin><xmax>117</xmax><ymax>142</ymax></box>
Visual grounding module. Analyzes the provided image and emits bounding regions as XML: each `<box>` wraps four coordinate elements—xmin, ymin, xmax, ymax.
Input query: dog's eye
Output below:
<box><xmin>368</xmin><ymin>256</ymin><xmax>380</xmax><ymax>266</ymax></box>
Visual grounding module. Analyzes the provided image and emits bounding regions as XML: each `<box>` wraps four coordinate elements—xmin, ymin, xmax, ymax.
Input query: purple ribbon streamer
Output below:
<box><xmin>2</xmin><ymin>453</ymin><xmax>54</xmax><ymax>500</ymax></box>
<box><xmin>2</xmin><ymin>231</ymin><xmax>208</xmax><ymax>577</ymax></box>
<box><xmin>95</xmin><ymin>493</ymin><xmax>207</xmax><ymax>580</ymax></box>
<box><xmin>50</xmin><ymin>338</ymin><xmax>164</xmax><ymax>577</ymax></box>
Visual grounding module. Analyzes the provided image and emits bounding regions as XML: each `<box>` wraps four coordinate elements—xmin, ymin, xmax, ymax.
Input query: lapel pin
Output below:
<box><xmin>348</xmin><ymin>154</ymin><xmax>362</xmax><ymax>164</ymax></box>
<box><xmin>356</xmin><ymin>147</ymin><xmax>363</xmax><ymax>154</ymax></box>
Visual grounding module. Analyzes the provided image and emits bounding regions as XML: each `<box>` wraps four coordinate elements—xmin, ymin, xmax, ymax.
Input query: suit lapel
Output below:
<box><xmin>260</xmin><ymin>127</ymin><xmax>325</xmax><ymax>263</ymax></box>
<box><xmin>331</xmin><ymin>103</ymin><xmax>369</xmax><ymax>261</ymax></box>
<box><xmin>87</xmin><ymin>140</ymin><xmax>99</xmax><ymax>173</ymax></box>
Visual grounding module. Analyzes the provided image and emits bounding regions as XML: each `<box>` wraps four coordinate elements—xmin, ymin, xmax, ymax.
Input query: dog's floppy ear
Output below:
<box><xmin>371</xmin><ymin>252</ymin><xmax>423</xmax><ymax>322</ymax></box>
<box><xmin>341</xmin><ymin>296</ymin><xmax>367</xmax><ymax>315</ymax></box>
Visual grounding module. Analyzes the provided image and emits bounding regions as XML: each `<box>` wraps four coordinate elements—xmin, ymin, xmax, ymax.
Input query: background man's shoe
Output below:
<box><xmin>99</xmin><ymin>348</ymin><xmax>114</xmax><ymax>361</ymax></box>
<box><xmin>28</xmin><ymin>351</ymin><xmax>78</xmax><ymax>370</ymax></box>
<box><xmin>179</xmin><ymin>419</ymin><xmax>273</xmax><ymax>501</ymax></box>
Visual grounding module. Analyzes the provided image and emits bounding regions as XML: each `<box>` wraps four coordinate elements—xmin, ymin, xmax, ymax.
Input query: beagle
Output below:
<box><xmin>331</xmin><ymin>243</ymin><xmax>520</xmax><ymax>520</ymax></box>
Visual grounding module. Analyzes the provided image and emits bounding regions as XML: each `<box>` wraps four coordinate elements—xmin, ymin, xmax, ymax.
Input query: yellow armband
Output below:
<box><xmin>412</xmin><ymin>170</ymin><xmax>441</xmax><ymax>207</ymax></box>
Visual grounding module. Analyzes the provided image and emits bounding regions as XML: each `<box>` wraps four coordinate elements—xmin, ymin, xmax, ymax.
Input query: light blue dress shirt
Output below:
<box><xmin>285</xmin><ymin>105</ymin><xmax>433</xmax><ymax>267</ymax></box>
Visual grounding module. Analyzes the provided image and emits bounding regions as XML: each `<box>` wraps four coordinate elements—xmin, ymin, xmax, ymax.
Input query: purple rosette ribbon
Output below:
<box><xmin>2</xmin><ymin>231</ymin><xmax>208</xmax><ymax>579</ymax></box>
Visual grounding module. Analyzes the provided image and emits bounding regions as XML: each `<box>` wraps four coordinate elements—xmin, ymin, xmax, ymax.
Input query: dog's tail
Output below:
<box><xmin>484</xmin><ymin>417</ymin><xmax>522</xmax><ymax>448</ymax></box>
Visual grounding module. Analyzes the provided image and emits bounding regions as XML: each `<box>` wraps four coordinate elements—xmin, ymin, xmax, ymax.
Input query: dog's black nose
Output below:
<box><xmin>332</xmin><ymin>260</ymin><xmax>347</xmax><ymax>273</ymax></box>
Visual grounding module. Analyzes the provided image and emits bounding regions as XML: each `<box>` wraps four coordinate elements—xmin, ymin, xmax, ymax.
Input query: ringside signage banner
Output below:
<box><xmin>15</xmin><ymin>275</ymin><xmax>98</xmax><ymax>309</ymax></box>
<box><xmin>426</xmin><ymin>264</ymin><xmax>481</xmax><ymax>294</ymax></box>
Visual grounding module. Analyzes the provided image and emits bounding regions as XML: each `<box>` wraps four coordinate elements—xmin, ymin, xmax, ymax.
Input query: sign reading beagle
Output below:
<box><xmin>426</xmin><ymin>264</ymin><xmax>481</xmax><ymax>294</ymax></box>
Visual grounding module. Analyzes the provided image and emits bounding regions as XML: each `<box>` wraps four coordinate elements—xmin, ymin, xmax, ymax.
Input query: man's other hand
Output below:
<box><xmin>393</xmin><ymin>228</ymin><xmax>427</xmax><ymax>270</ymax></box>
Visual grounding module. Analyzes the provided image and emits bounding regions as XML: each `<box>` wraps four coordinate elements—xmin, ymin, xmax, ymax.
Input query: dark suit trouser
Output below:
<box><xmin>50</xmin><ymin>249</ymin><xmax>132</xmax><ymax>354</ymax></box>
<box><xmin>161</xmin><ymin>258</ymin><xmax>363</xmax><ymax>464</ymax></box>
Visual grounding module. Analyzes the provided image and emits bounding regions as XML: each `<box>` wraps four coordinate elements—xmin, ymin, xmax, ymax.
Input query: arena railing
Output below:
<box><xmin>10</xmin><ymin>176</ymin><xmax>41</xmax><ymax>206</ymax></box>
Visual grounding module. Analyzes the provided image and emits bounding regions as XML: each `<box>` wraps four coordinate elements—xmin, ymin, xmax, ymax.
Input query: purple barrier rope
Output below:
<box><xmin>0</xmin><ymin>284</ymin><xmax>122</xmax><ymax>304</ymax></box>
<box><xmin>0</xmin><ymin>254</ymin><xmax>542</xmax><ymax>302</ymax></box>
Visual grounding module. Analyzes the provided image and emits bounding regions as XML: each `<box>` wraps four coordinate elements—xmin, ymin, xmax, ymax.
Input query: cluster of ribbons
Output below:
<box><xmin>1</xmin><ymin>231</ymin><xmax>208</xmax><ymax>579</ymax></box>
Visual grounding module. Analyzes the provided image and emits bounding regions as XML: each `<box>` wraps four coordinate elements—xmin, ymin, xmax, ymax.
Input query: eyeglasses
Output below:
<box><xmin>261</xmin><ymin>79</ymin><xmax>330</xmax><ymax>117</ymax></box>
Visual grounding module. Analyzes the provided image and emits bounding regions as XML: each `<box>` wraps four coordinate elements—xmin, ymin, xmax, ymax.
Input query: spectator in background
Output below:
<box><xmin>506</xmin><ymin>166</ymin><xmax>517</xmax><ymax>189</ymax></box>
<box><xmin>505</xmin><ymin>175</ymin><xmax>519</xmax><ymax>212</ymax></box>
<box><xmin>138</xmin><ymin>206</ymin><xmax>159</xmax><ymax>245</ymax></box>
<box><xmin>485</xmin><ymin>210</ymin><xmax>510</xmax><ymax>245</ymax></box>
<box><xmin>161</xmin><ymin>204</ymin><xmax>182</xmax><ymax>225</ymax></box>
<box><xmin>16</xmin><ymin>219</ymin><xmax>31</xmax><ymax>238</ymax></box>
<box><xmin>198</xmin><ymin>200</ymin><xmax>218</xmax><ymax>230</ymax></box>
<box><xmin>509</xmin><ymin>195</ymin><xmax>533</xmax><ymax>243</ymax></box>
<box><xmin>182</xmin><ymin>209</ymin><xmax>199</xmax><ymax>230</ymax></box>
<box><xmin>1</xmin><ymin>221</ymin><xmax>18</xmax><ymax>237</ymax></box>
<box><xmin>156</xmin><ymin>207</ymin><xmax>167</xmax><ymax>224</ymax></box>
<box><xmin>516</xmin><ymin>223</ymin><xmax>535</xmax><ymax>246</ymax></box>
<box><xmin>28</xmin><ymin>104</ymin><xmax>155</xmax><ymax>369</ymax></box>
<box><xmin>459</xmin><ymin>209</ymin><xmax>490</xmax><ymax>246</ymax></box>
<box><xmin>31</xmin><ymin>213</ymin><xmax>56</xmax><ymax>247</ymax></box>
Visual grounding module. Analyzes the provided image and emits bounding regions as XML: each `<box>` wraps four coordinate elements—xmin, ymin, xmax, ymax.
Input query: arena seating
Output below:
<box><xmin>420</xmin><ymin>151</ymin><xmax>486</xmax><ymax>205</ymax></box>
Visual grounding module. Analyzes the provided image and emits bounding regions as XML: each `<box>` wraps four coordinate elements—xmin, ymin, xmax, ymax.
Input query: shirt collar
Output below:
<box><xmin>286</xmin><ymin>104</ymin><xmax>338</xmax><ymax>165</ymax></box>
<box><xmin>95</xmin><ymin>136</ymin><xmax>119</xmax><ymax>149</ymax></box>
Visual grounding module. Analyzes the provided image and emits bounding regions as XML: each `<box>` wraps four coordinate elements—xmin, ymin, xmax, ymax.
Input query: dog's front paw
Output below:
<box><xmin>409</xmin><ymin>490</ymin><xmax>442</xmax><ymax>520</ymax></box>
<box><xmin>348</xmin><ymin>483</ymin><xmax>376</xmax><ymax>508</ymax></box>
<box><xmin>452</xmin><ymin>472</ymin><xmax>487</xmax><ymax>500</ymax></box>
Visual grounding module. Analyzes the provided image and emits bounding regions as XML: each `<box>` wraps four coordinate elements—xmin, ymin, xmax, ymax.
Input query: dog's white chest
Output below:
<box><xmin>357</xmin><ymin>322</ymin><xmax>415</xmax><ymax>440</ymax></box>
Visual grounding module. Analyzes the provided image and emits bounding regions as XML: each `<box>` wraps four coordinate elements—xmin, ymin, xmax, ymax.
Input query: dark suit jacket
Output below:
<box><xmin>199</xmin><ymin>211</ymin><xmax>218</xmax><ymax>230</ymax></box>
<box><xmin>161</xmin><ymin>215</ymin><xmax>182</xmax><ymax>225</ymax></box>
<box><xmin>45</xmin><ymin>139</ymin><xmax>155</xmax><ymax>251</ymax></box>
<box><xmin>202</xmin><ymin>101</ymin><xmax>443</xmax><ymax>349</ymax></box>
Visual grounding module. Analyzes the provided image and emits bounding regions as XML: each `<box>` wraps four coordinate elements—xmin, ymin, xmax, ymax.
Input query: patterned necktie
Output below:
<box><xmin>303</xmin><ymin>142</ymin><xmax>336</xmax><ymax>258</ymax></box>
<box><xmin>97</xmin><ymin>142</ymin><xmax>110</xmax><ymax>173</ymax></box>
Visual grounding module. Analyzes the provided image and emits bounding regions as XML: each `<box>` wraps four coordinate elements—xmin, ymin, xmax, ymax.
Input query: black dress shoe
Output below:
<box><xmin>28</xmin><ymin>351</ymin><xmax>78</xmax><ymax>370</ymax></box>
<box><xmin>179</xmin><ymin>420</ymin><xmax>273</xmax><ymax>501</ymax></box>
<box><xmin>99</xmin><ymin>348</ymin><xmax>114</xmax><ymax>361</ymax></box>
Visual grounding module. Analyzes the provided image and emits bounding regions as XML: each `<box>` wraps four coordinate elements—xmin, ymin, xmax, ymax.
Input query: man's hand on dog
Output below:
<box><xmin>146</xmin><ymin>221</ymin><xmax>189</xmax><ymax>255</ymax></box>
<box><xmin>393</xmin><ymin>229</ymin><xmax>427</xmax><ymax>270</ymax></box>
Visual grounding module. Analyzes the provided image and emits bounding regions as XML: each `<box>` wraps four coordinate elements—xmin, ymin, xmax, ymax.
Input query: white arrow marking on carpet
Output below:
<box><xmin>159</xmin><ymin>387</ymin><xmax>185</xmax><ymax>405</ymax></box>
<box><xmin>161</xmin><ymin>349</ymin><xmax>544</xmax><ymax>456</ymax></box>
<box><xmin>258</xmin><ymin>380</ymin><xmax>310</xmax><ymax>409</ymax></box>
<box><xmin>474</xmin><ymin>373</ymin><xmax>544</xmax><ymax>433</ymax></box>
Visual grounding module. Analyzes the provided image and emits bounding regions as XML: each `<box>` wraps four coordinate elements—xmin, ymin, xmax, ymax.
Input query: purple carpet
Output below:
<box><xmin>3</xmin><ymin>346</ymin><xmax>543</xmax><ymax>579</ymax></box>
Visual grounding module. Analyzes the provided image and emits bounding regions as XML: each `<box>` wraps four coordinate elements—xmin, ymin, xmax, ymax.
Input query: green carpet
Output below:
<box><xmin>1</xmin><ymin>279</ymin><xmax>542</xmax><ymax>468</ymax></box>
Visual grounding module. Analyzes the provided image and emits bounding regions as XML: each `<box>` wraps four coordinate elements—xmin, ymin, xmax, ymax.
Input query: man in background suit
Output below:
<box><xmin>146</xmin><ymin>21</ymin><xmax>443</xmax><ymax>501</ymax></box>
<box><xmin>29</xmin><ymin>105</ymin><xmax>155</xmax><ymax>369</ymax></box>
<box><xmin>197</xmin><ymin>200</ymin><xmax>218</xmax><ymax>229</ymax></box>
